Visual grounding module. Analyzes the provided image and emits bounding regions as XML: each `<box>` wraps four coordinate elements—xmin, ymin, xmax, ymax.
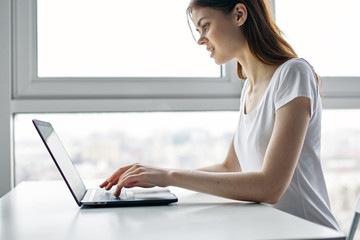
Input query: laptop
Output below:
<box><xmin>32</xmin><ymin>119</ymin><xmax>178</xmax><ymax>207</ymax></box>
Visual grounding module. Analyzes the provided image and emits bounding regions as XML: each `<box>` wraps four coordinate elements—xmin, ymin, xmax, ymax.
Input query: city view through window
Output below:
<box><xmin>15</xmin><ymin>110</ymin><xmax>360</xmax><ymax>236</ymax></box>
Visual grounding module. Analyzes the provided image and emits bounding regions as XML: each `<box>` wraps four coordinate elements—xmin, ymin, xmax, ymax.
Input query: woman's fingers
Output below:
<box><xmin>99</xmin><ymin>180</ymin><xmax>108</xmax><ymax>188</ymax></box>
<box><xmin>101</xmin><ymin>163</ymin><xmax>168</xmax><ymax>197</ymax></box>
<box><xmin>114</xmin><ymin>174</ymin><xmax>151</xmax><ymax>197</ymax></box>
<box><xmin>99</xmin><ymin>178</ymin><xmax>117</xmax><ymax>190</ymax></box>
<box><xmin>119</xmin><ymin>165</ymin><xmax>143</xmax><ymax>181</ymax></box>
<box><xmin>99</xmin><ymin>164</ymin><xmax>135</xmax><ymax>189</ymax></box>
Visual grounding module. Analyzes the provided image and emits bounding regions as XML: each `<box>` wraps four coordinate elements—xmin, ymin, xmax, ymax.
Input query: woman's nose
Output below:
<box><xmin>197</xmin><ymin>36</ymin><xmax>207</xmax><ymax>45</ymax></box>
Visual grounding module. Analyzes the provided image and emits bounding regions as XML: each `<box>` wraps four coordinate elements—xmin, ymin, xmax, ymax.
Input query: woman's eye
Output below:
<box><xmin>202</xmin><ymin>23</ymin><xmax>209</xmax><ymax>31</ymax></box>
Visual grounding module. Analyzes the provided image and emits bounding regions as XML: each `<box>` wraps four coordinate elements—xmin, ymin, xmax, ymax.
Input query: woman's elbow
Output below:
<box><xmin>262</xmin><ymin>193</ymin><xmax>282</xmax><ymax>205</ymax></box>
<box><xmin>259</xmin><ymin>173</ymin><xmax>290</xmax><ymax>205</ymax></box>
<box><xmin>260</xmin><ymin>186</ymin><xmax>286</xmax><ymax>205</ymax></box>
<box><xmin>232</xmin><ymin>188</ymin><xmax>283</xmax><ymax>204</ymax></box>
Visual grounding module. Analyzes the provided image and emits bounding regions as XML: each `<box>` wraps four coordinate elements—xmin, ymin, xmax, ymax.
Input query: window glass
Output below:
<box><xmin>275</xmin><ymin>0</ymin><xmax>360</xmax><ymax>77</ymax></box>
<box><xmin>322</xmin><ymin>110</ymin><xmax>360</xmax><ymax>236</ymax></box>
<box><xmin>15</xmin><ymin>112</ymin><xmax>238</xmax><ymax>183</ymax></box>
<box><xmin>37</xmin><ymin>0</ymin><xmax>220</xmax><ymax>78</ymax></box>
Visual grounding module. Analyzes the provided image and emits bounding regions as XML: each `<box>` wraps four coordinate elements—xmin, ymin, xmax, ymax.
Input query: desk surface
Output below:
<box><xmin>0</xmin><ymin>181</ymin><xmax>345</xmax><ymax>240</ymax></box>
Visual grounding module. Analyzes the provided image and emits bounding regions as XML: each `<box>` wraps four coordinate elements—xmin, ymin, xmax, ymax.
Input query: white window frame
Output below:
<box><xmin>2</xmin><ymin>0</ymin><xmax>360</xmax><ymax>197</ymax></box>
<box><xmin>13</xmin><ymin>0</ymin><xmax>243</xmax><ymax>110</ymax></box>
<box><xmin>0</xmin><ymin>0</ymin><xmax>13</xmax><ymax>198</ymax></box>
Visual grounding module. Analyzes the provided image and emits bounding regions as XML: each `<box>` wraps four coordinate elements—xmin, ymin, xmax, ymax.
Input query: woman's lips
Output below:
<box><xmin>207</xmin><ymin>47</ymin><xmax>215</xmax><ymax>57</ymax></box>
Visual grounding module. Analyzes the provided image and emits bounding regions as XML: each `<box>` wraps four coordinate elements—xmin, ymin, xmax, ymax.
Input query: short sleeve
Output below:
<box><xmin>274</xmin><ymin>59</ymin><xmax>319</xmax><ymax>117</ymax></box>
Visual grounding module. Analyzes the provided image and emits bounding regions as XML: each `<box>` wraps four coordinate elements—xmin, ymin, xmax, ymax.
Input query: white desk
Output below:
<box><xmin>0</xmin><ymin>181</ymin><xmax>345</xmax><ymax>240</ymax></box>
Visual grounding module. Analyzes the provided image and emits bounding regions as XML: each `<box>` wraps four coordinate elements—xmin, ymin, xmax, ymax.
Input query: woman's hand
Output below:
<box><xmin>99</xmin><ymin>164</ymin><xmax>133</xmax><ymax>190</ymax></box>
<box><xmin>99</xmin><ymin>163</ymin><xmax>171</xmax><ymax>197</ymax></box>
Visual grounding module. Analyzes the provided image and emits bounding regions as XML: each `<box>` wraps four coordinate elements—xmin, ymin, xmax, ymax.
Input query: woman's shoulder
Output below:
<box><xmin>278</xmin><ymin>58</ymin><xmax>315</xmax><ymax>75</ymax></box>
<box><xmin>271</xmin><ymin>58</ymin><xmax>319</xmax><ymax>96</ymax></box>
<box><xmin>273</xmin><ymin>58</ymin><xmax>317</xmax><ymax>88</ymax></box>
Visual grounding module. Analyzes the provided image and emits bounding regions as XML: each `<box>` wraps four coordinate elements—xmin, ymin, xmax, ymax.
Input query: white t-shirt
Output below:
<box><xmin>234</xmin><ymin>58</ymin><xmax>340</xmax><ymax>231</ymax></box>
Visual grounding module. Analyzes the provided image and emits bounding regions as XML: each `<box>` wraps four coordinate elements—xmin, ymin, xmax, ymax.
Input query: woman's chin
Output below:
<box><xmin>212</xmin><ymin>55</ymin><xmax>232</xmax><ymax>65</ymax></box>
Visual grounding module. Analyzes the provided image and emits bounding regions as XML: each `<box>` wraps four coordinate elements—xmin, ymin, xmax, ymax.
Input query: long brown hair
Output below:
<box><xmin>186</xmin><ymin>0</ymin><xmax>319</xmax><ymax>83</ymax></box>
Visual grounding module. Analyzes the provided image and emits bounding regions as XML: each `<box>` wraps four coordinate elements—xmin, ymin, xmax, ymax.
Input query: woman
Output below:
<box><xmin>100</xmin><ymin>0</ymin><xmax>340</xmax><ymax>231</ymax></box>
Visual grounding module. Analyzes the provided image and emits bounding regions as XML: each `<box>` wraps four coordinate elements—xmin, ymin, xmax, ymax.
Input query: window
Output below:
<box><xmin>37</xmin><ymin>0</ymin><xmax>219</xmax><ymax>78</ymax></box>
<box><xmin>14</xmin><ymin>112</ymin><xmax>238</xmax><ymax>183</ymax></box>
<box><xmin>13</xmin><ymin>0</ymin><xmax>242</xmax><ymax>102</ymax></box>
<box><xmin>275</xmin><ymin>0</ymin><xmax>360</xmax><ymax>77</ymax></box>
<box><xmin>275</xmin><ymin>0</ymin><xmax>360</xmax><ymax>106</ymax></box>
<box><xmin>321</xmin><ymin>110</ymin><xmax>360</xmax><ymax>236</ymax></box>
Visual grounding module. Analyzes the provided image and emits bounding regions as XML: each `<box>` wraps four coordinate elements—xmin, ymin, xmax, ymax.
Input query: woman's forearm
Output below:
<box><xmin>196</xmin><ymin>163</ymin><xmax>230</xmax><ymax>172</ymax></box>
<box><xmin>167</xmin><ymin>169</ymin><xmax>278</xmax><ymax>204</ymax></box>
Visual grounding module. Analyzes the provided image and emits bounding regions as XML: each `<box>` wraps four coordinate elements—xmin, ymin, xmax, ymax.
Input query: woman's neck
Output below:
<box><xmin>236</xmin><ymin>47</ymin><xmax>279</xmax><ymax>88</ymax></box>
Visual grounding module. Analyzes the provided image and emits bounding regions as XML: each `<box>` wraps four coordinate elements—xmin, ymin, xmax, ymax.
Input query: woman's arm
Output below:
<box><xmin>169</xmin><ymin>97</ymin><xmax>311</xmax><ymax>204</ymax></box>
<box><xmin>100</xmin><ymin>136</ymin><xmax>241</xmax><ymax>190</ymax></box>
<box><xmin>101</xmin><ymin>97</ymin><xmax>311</xmax><ymax>204</ymax></box>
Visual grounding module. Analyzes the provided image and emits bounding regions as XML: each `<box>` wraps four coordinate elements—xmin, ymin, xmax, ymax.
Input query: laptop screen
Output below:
<box><xmin>33</xmin><ymin>120</ymin><xmax>86</xmax><ymax>205</ymax></box>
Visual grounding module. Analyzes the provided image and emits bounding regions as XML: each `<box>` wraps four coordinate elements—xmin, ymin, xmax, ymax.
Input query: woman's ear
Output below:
<box><xmin>233</xmin><ymin>3</ymin><xmax>247</xmax><ymax>27</ymax></box>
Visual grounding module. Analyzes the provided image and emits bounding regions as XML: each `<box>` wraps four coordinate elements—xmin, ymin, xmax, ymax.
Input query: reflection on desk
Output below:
<box><xmin>0</xmin><ymin>181</ymin><xmax>345</xmax><ymax>240</ymax></box>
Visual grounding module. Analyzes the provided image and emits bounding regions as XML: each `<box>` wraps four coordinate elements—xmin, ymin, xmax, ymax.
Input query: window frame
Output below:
<box><xmin>0</xmin><ymin>0</ymin><xmax>13</xmax><ymax>198</ymax></box>
<box><xmin>13</xmin><ymin>0</ymin><xmax>243</xmax><ymax>103</ymax></box>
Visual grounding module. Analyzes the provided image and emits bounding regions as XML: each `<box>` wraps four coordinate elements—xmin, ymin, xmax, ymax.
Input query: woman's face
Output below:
<box><xmin>191</xmin><ymin>6</ymin><xmax>247</xmax><ymax>65</ymax></box>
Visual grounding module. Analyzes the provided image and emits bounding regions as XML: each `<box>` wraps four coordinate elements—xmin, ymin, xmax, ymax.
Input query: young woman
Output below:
<box><xmin>100</xmin><ymin>0</ymin><xmax>340</xmax><ymax>231</ymax></box>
